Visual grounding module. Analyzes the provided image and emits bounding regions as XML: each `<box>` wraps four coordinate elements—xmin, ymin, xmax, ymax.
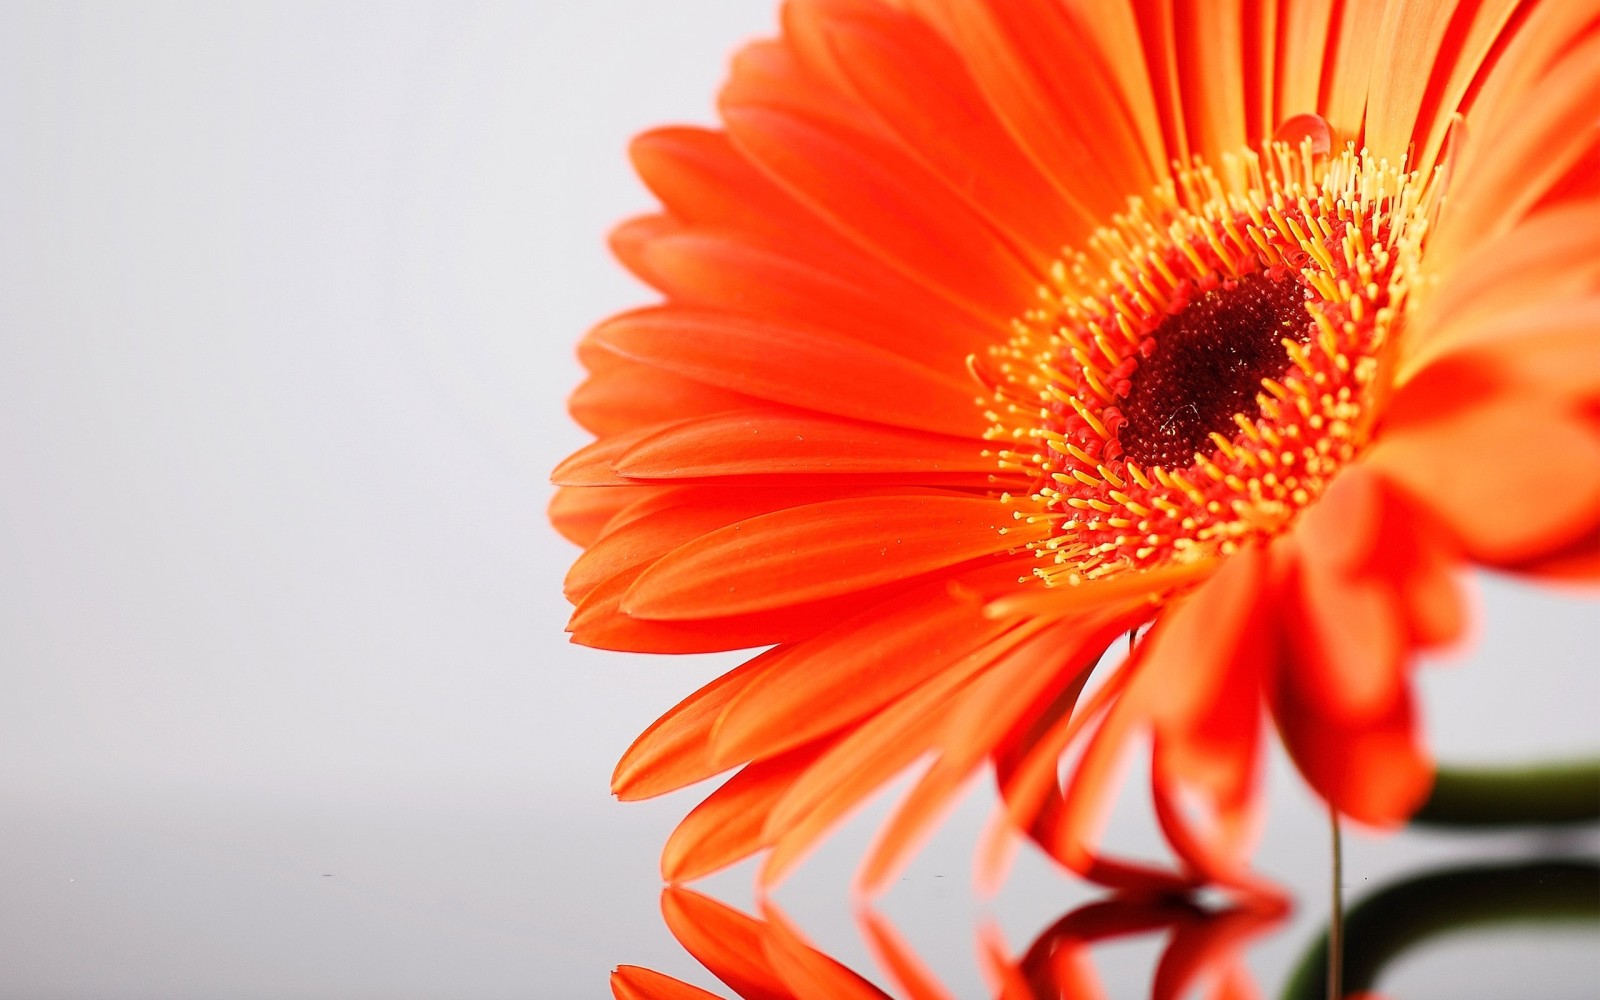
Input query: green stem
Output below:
<box><xmin>1413</xmin><ymin>760</ymin><xmax>1600</xmax><ymax>828</ymax></box>
<box><xmin>1280</xmin><ymin>858</ymin><xmax>1600</xmax><ymax>1000</ymax></box>
<box><xmin>1327</xmin><ymin>806</ymin><xmax>1342</xmax><ymax>1000</ymax></box>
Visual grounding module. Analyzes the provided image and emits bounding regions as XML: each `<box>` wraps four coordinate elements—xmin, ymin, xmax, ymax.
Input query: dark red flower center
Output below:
<box><xmin>1114</xmin><ymin>270</ymin><xmax>1312</xmax><ymax>469</ymax></box>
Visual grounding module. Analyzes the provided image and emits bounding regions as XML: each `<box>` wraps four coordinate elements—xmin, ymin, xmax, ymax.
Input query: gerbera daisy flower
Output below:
<box><xmin>553</xmin><ymin>0</ymin><xmax>1600</xmax><ymax>894</ymax></box>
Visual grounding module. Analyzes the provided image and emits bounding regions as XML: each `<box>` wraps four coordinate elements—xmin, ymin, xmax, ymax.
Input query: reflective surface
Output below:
<box><xmin>618</xmin><ymin>858</ymin><xmax>1599</xmax><ymax>999</ymax></box>
<box><xmin>1</xmin><ymin>5</ymin><xmax>1595</xmax><ymax>998</ymax></box>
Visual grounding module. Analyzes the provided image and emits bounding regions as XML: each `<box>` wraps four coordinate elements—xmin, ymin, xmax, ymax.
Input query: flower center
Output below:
<box><xmin>1116</xmin><ymin>269</ymin><xmax>1311</xmax><ymax>469</ymax></box>
<box><xmin>979</xmin><ymin>139</ymin><xmax>1436</xmax><ymax>586</ymax></box>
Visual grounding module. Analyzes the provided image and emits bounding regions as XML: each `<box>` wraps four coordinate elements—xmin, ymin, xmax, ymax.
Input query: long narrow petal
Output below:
<box><xmin>1437</xmin><ymin>24</ymin><xmax>1600</xmax><ymax>258</ymax></box>
<box><xmin>1319</xmin><ymin>0</ymin><xmax>1388</xmax><ymax>139</ymax></box>
<box><xmin>1274</xmin><ymin>0</ymin><xmax>1339</xmax><ymax>130</ymax></box>
<box><xmin>817</xmin><ymin>3</ymin><xmax>1089</xmax><ymax>267</ymax></box>
<box><xmin>611</xmin><ymin>967</ymin><xmax>727</xmax><ymax>1000</ymax></box>
<box><xmin>662</xmin><ymin>740</ymin><xmax>831</xmax><ymax>882</ymax></box>
<box><xmin>623</xmin><ymin>494</ymin><xmax>1042</xmax><ymax>620</ymax></box>
<box><xmin>721</xmin><ymin>102</ymin><xmax>1039</xmax><ymax>320</ymax></box>
<box><xmin>857</xmin><ymin>611</ymin><xmax>1135</xmax><ymax>892</ymax></box>
<box><xmin>568</xmin><ymin>485</ymin><xmax>899</xmax><ymax>603</ymax></box>
<box><xmin>569</xmin><ymin>353</ymin><xmax>757</xmax><ymax>438</ymax></box>
<box><xmin>1173</xmin><ymin>0</ymin><xmax>1249</xmax><ymax>158</ymax></box>
<box><xmin>709</xmin><ymin>563</ymin><xmax>1026</xmax><ymax>768</ymax></box>
<box><xmin>549</xmin><ymin>485</ymin><xmax>648</xmax><ymax>548</ymax></box>
<box><xmin>572</xmin><ymin>567</ymin><xmax>912</xmax><ymax>654</ymax></box>
<box><xmin>590</xmin><ymin>306</ymin><xmax>988</xmax><ymax>438</ymax></box>
<box><xmin>613</xmin><ymin>651</ymin><xmax>779</xmax><ymax>800</ymax></box>
<box><xmin>758</xmin><ymin>629</ymin><xmax>1020</xmax><ymax>885</ymax></box>
<box><xmin>622</xmin><ymin>226</ymin><xmax>996</xmax><ymax>367</ymax></box>
<box><xmin>615</xmin><ymin>409</ymin><xmax>995</xmax><ymax>483</ymax></box>
<box><xmin>910</xmin><ymin>0</ymin><xmax>1164</xmax><ymax>193</ymax></box>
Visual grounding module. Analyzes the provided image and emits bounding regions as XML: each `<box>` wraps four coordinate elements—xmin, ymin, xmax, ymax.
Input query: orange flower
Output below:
<box><xmin>554</xmin><ymin>0</ymin><xmax>1600</xmax><ymax>893</ymax></box>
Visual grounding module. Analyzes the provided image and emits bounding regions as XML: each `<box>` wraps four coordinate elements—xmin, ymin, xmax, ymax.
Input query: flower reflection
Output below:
<box><xmin>611</xmin><ymin>886</ymin><xmax>1283</xmax><ymax>1000</ymax></box>
<box><xmin>613</xmin><ymin>856</ymin><xmax>1600</xmax><ymax>998</ymax></box>
<box><xmin>996</xmin><ymin>896</ymin><xmax>1283</xmax><ymax>1000</ymax></box>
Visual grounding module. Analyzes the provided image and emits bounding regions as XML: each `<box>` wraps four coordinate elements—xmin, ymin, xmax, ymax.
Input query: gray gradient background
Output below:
<box><xmin>1</xmin><ymin>3</ymin><xmax>1595</xmax><ymax>997</ymax></box>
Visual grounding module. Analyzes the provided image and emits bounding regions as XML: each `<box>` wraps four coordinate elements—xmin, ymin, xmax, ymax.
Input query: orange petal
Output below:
<box><xmin>1132</xmin><ymin>546</ymin><xmax>1271</xmax><ymax>740</ymax></box>
<box><xmin>571</xmin><ymin>567</ymin><xmax>908</xmax><ymax>654</ymax></box>
<box><xmin>627</xmin><ymin>227</ymin><xmax>994</xmax><ymax>369</ymax></box>
<box><xmin>567</xmin><ymin>485</ymin><xmax>880</xmax><ymax>603</ymax></box>
<box><xmin>1369</xmin><ymin>394</ymin><xmax>1600</xmax><ymax>563</ymax></box>
<box><xmin>1411</xmin><ymin>302</ymin><xmax>1600</xmax><ymax>404</ymax></box>
<box><xmin>1350</xmin><ymin>477</ymin><xmax>1469</xmax><ymax>651</ymax></box>
<box><xmin>1407</xmin><ymin>200</ymin><xmax>1600</xmax><ymax>374</ymax></box>
<box><xmin>611</xmin><ymin>967</ymin><xmax>727</xmax><ymax>1000</ymax></box>
<box><xmin>565</xmin><ymin>499</ymin><xmax>763</xmax><ymax>604</ymax></box>
<box><xmin>720</xmin><ymin>102</ymin><xmax>1037</xmax><ymax>322</ymax></box>
<box><xmin>629</xmin><ymin>126</ymin><xmax>823</xmax><ymax>249</ymax></box>
<box><xmin>608</xmin><ymin>213</ymin><xmax>682</xmax><ymax>288</ymax></box>
<box><xmin>857</xmin><ymin>612</ymin><xmax>1135</xmax><ymax>893</ymax></box>
<box><xmin>1399</xmin><ymin>0</ymin><xmax>1523</xmax><ymax>177</ymax></box>
<box><xmin>1507</xmin><ymin>523</ymin><xmax>1600</xmax><ymax>583</ymax></box>
<box><xmin>1283</xmin><ymin>474</ymin><xmax>1409</xmax><ymax>723</ymax></box>
<box><xmin>662</xmin><ymin>740</ymin><xmax>831</xmax><ymax>882</ymax></box>
<box><xmin>569</xmin><ymin>355</ymin><xmax>758</xmax><ymax>439</ymax></box>
<box><xmin>1361</xmin><ymin>0</ymin><xmax>1513</xmax><ymax>167</ymax></box>
<box><xmin>590</xmin><ymin>306</ymin><xmax>987</xmax><ymax>438</ymax></box>
<box><xmin>725</xmin><ymin>29</ymin><xmax>880</xmax><ymax>136</ymax></box>
<box><xmin>990</xmin><ymin>651</ymin><xmax>1141</xmax><ymax>870</ymax></box>
<box><xmin>817</xmin><ymin>3</ymin><xmax>1087</xmax><ymax>267</ymax></box>
<box><xmin>1046</xmin><ymin>694</ymin><xmax>1195</xmax><ymax>894</ymax></box>
<box><xmin>1274</xmin><ymin>0</ymin><xmax>1339</xmax><ymax>132</ymax></box>
<box><xmin>1271</xmin><ymin>663</ymin><xmax>1433</xmax><ymax>827</ymax></box>
<box><xmin>623</xmin><ymin>494</ymin><xmax>1042</xmax><ymax>620</ymax></box>
<box><xmin>708</xmin><ymin>562</ymin><xmax>1025</xmax><ymax>768</ymax></box>
<box><xmin>1439</xmin><ymin>29</ymin><xmax>1600</xmax><ymax>256</ymax></box>
<box><xmin>612</xmin><ymin>650</ymin><xmax>777</xmax><ymax>801</ymax></box>
<box><xmin>982</xmin><ymin>558</ymin><xmax>1215</xmax><ymax>620</ymax></box>
<box><xmin>551</xmin><ymin>426</ymin><xmax>658</xmax><ymax>487</ymax></box>
<box><xmin>1122</xmin><ymin>551</ymin><xmax>1273</xmax><ymax>888</ymax></box>
<box><xmin>548</xmin><ymin>485</ymin><xmax>643</xmax><ymax>548</ymax></box>
<box><xmin>1171</xmin><ymin>0</ymin><xmax>1248</xmax><ymax>161</ymax></box>
<box><xmin>1319</xmin><ymin>0</ymin><xmax>1388</xmax><ymax>141</ymax></box>
<box><xmin>1130</xmin><ymin>0</ymin><xmax>1191</xmax><ymax>165</ymax></box>
<box><xmin>615</xmin><ymin>409</ymin><xmax>994</xmax><ymax>483</ymax></box>
<box><xmin>758</xmin><ymin>630</ymin><xmax>1013</xmax><ymax>885</ymax></box>
<box><xmin>906</xmin><ymin>0</ymin><xmax>1162</xmax><ymax>203</ymax></box>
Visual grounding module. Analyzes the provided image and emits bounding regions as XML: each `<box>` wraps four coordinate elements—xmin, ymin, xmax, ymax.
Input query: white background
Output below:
<box><xmin>1</xmin><ymin>3</ymin><xmax>1594</xmax><ymax>997</ymax></box>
